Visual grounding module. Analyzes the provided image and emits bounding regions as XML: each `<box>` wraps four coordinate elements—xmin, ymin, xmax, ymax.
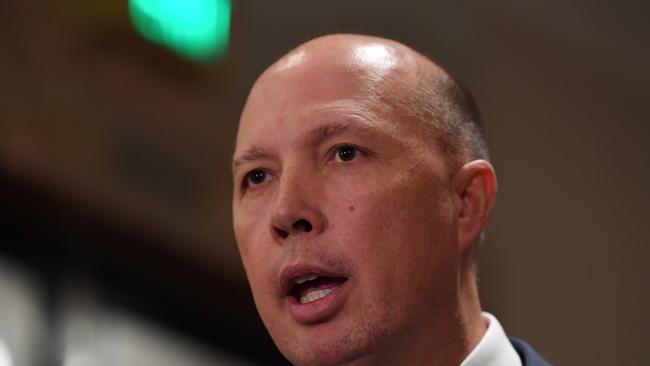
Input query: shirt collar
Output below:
<box><xmin>460</xmin><ymin>312</ymin><xmax>522</xmax><ymax>366</ymax></box>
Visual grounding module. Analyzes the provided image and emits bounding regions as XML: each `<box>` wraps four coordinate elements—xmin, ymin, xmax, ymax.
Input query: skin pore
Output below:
<box><xmin>232</xmin><ymin>34</ymin><xmax>497</xmax><ymax>365</ymax></box>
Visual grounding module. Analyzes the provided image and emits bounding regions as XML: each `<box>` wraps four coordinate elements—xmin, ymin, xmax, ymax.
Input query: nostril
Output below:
<box><xmin>275</xmin><ymin>227</ymin><xmax>289</xmax><ymax>239</ymax></box>
<box><xmin>292</xmin><ymin>219</ymin><xmax>313</xmax><ymax>232</ymax></box>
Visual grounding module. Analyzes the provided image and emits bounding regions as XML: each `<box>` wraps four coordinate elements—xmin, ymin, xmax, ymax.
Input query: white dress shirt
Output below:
<box><xmin>460</xmin><ymin>312</ymin><xmax>522</xmax><ymax>366</ymax></box>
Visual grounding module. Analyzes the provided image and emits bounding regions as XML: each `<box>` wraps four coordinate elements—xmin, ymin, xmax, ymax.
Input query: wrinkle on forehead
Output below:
<box><xmin>237</xmin><ymin>98</ymin><xmax>389</xmax><ymax>154</ymax></box>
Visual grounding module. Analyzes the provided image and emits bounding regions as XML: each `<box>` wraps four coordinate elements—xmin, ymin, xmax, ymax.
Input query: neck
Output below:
<box><xmin>455</xmin><ymin>255</ymin><xmax>487</xmax><ymax>364</ymax></box>
<box><xmin>361</xmin><ymin>260</ymin><xmax>486</xmax><ymax>366</ymax></box>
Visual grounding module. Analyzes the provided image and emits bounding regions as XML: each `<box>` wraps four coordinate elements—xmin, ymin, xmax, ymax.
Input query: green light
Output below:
<box><xmin>129</xmin><ymin>0</ymin><xmax>230</xmax><ymax>62</ymax></box>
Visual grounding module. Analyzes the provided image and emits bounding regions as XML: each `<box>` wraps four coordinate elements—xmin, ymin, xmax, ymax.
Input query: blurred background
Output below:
<box><xmin>1</xmin><ymin>1</ymin><xmax>649</xmax><ymax>365</ymax></box>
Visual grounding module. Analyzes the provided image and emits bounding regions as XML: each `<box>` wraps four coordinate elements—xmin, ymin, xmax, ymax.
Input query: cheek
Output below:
<box><xmin>235</xmin><ymin>223</ymin><xmax>283</xmax><ymax>331</ymax></box>
<box><xmin>233</xmin><ymin>192</ymin><xmax>274</xmax><ymax>258</ymax></box>
<box><xmin>328</xmin><ymin>169</ymin><xmax>457</xmax><ymax>304</ymax></box>
<box><xmin>331</xmin><ymin>168</ymin><xmax>453</xmax><ymax>251</ymax></box>
<box><xmin>233</xmin><ymin>203</ymin><xmax>278</xmax><ymax>300</ymax></box>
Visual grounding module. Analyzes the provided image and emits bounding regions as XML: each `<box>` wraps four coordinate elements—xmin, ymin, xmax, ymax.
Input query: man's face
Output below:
<box><xmin>232</xmin><ymin>44</ymin><xmax>461</xmax><ymax>365</ymax></box>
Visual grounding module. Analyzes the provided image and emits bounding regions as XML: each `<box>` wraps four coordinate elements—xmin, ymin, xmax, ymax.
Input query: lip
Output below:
<box><xmin>279</xmin><ymin>264</ymin><xmax>350</xmax><ymax>324</ymax></box>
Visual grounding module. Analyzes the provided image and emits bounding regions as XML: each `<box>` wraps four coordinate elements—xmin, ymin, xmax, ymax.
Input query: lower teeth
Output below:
<box><xmin>300</xmin><ymin>288</ymin><xmax>333</xmax><ymax>304</ymax></box>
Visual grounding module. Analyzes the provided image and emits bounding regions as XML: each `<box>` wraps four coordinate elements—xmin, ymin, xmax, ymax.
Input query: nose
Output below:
<box><xmin>270</xmin><ymin>168</ymin><xmax>326</xmax><ymax>243</ymax></box>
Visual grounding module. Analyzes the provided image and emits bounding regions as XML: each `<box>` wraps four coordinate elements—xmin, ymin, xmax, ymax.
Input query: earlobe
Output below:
<box><xmin>453</xmin><ymin>160</ymin><xmax>498</xmax><ymax>253</ymax></box>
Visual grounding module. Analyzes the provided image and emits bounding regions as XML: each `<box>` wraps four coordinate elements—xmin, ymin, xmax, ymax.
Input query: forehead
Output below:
<box><xmin>236</xmin><ymin>44</ymin><xmax>420</xmax><ymax>155</ymax></box>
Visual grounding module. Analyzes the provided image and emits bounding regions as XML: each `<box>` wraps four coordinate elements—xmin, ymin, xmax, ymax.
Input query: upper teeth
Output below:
<box><xmin>295</xmin><ymin>274</ymin><xmax>318</xmax><ymax>285</ymax></box>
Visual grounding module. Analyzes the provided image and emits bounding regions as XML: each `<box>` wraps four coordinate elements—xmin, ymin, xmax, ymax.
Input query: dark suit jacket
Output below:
<box><xmin>510</xmin><ymin>337</ymin><xmax>552</xmax><ymax>366</ymax></box>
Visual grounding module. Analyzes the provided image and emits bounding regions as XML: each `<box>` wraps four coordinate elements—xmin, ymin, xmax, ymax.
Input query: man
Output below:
<box><xmin>232</xmin><ymin>34</ymin><xmax>550</xmax><ymax>365</ymax></box>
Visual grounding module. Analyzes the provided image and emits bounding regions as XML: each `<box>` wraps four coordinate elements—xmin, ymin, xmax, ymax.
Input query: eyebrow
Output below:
<box><xmin>232</xmin><ymin>147</ymin><xmax>271</xmax><ymax>173</ymax></box>
<box><xmin>232</xmin><ymin>120</ymin><xmax>388</xmax><ymax>173</ymax></box>
<box><xmin>307</xmin><ymin>122</ymin><xmax>356</xmax><ymax>146</ymax></box>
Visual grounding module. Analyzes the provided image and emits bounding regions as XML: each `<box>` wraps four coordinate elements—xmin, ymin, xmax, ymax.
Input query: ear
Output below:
<box><xmin>451</xmin><ymin>160</ymin><xmax>498</xmax><ymax>253</ymax></box>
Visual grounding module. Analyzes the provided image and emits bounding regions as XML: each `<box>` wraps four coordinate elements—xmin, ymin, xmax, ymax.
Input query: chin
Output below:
<box><xmin>277</xmin><ymin>326</ymin><xmax>375</xmax><ymax>366</ymax></box>
<box><xmin>285</xmin><ymin>345</ymin><xmax>371</xmax><ymax>366</ymax></box>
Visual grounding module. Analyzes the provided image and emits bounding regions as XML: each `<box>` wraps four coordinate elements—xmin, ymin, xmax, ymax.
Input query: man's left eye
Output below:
<box><xmin>335</xmin><ymin>145</ymin><xmax>357</xmax><ymax>162</ymax></box>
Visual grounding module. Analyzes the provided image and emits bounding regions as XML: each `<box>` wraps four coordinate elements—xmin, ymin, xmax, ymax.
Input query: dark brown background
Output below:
<box><xmin>1</xmin><ymin>1</ymin><xmax>649</xmax><ymax>365</ymax></box>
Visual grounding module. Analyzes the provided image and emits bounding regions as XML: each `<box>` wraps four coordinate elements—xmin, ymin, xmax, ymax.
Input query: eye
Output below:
<box><xmin>245</xmin><ymin>169</ymin><xmax>268</xmax><ymax>186</ymax></box>
<box><xmin>335</xmin><ymin>145</ymin><xmax>358</xmax><ymax>162</ymax></box>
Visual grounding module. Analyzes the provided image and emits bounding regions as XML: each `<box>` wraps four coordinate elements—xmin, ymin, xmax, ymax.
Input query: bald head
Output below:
<box><xmin>248</xmin><ymin>34</ymin><xmax>487</xmax><ymax>171</ymax></box>
<box><xmin>266</xmin><ymin>34</ymin><xmax>415</xmax><ymax>84</ymax></box>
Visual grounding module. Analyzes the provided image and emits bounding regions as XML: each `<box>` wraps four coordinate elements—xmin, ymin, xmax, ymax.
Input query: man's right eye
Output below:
<box><xmin>245</xmin><ymin>169</ymin><xmax>267</xmax><ymax>186</ymax></box>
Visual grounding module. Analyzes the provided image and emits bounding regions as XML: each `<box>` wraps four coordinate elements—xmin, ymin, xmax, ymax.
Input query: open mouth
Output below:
<box><xmin>289</xmin><ymin>274</ymin><xmax>348</xmax><ymax>304</ymax></box>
